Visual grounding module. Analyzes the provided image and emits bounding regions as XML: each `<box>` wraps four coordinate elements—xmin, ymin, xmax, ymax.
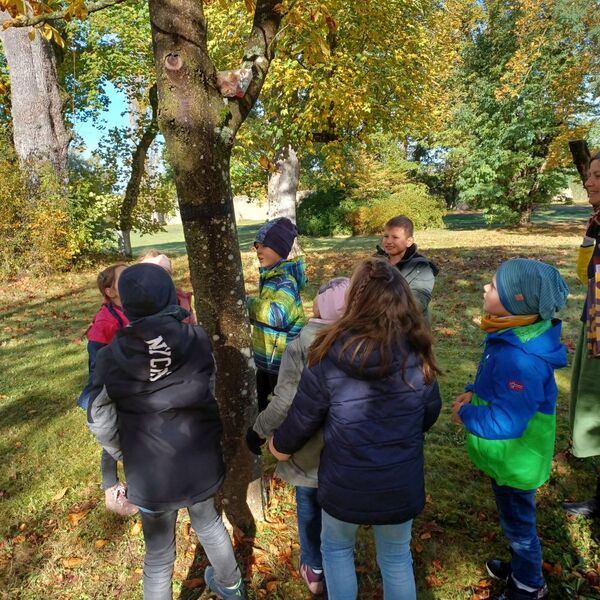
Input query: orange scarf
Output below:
<box><xmin>480</xmin><ymin>313</ymin><xmax>539</xmax><ymax>333</ymax></box>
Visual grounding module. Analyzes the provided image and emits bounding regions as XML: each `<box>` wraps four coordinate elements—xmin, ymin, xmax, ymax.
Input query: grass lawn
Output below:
<box><xmin>1</xmin><ymin>207</ymin><xmax>599</xmax><ymax>599</ymax></box>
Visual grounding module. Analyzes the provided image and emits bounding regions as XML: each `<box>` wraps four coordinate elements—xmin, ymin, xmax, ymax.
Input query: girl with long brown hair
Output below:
<box><xmin>269</xmin><ymin>257</ymin><xmax>442</xmax><ymax>600</ymax></box>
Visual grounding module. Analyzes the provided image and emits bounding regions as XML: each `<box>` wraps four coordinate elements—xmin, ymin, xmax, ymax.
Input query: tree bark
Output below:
<box><xmin>148</xmin><ymin>0</ymin><xmax>281</xmax><ymax>530</ymax></box>
<box><xmin>268</xmin><ymin>144</ymin><xmax>302</xmax><ymax>255</ymax></box>
<box><xmin>569</xmin><ymin>140</ymin><xmax>591</xmax><ymax>185</ymax></box>
<box><xmin>268</xmin><ymin>144</ymin><xmax>299</xmax><ymax>222</ymax></box>
<box><xmin>118</xmin><ymin>83</ymin><xmax>160</xmax><ymax>259</ymax></box>
<box><xmin>0</xmin><ymin>12</ymin><xmax>70</xmax><ymax>192</ymax></box>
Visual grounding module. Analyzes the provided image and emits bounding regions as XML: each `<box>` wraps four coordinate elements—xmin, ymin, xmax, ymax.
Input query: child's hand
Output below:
<box><xmin>451</xmin><ymin>392</ymin><xmax>472</xmax><ymax>425</ymax></box>
<box><xmin>268</xmin><ymin>437</ymin><xmax>291</xmax><ymax>461</ymax></box>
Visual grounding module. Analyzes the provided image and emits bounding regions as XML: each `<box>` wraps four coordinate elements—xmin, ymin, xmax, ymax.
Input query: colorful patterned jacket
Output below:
<box><xmin>247</xmin><ymin>257</ymin><xmax>307</xmax><ymax>374</ymax></box>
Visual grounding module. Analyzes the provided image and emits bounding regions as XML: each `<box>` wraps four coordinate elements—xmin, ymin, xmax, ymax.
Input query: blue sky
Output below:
<box><xmin>73</xmin><ymin>82</ymin><xmax>128</xmax><ymax>155</ymax></box>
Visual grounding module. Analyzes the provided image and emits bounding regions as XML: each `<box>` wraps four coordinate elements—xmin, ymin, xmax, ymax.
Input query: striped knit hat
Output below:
<box><xmin>496</xmin><ymin>258</ymin><xmax>569</xmax><ymax>320</ymax></box>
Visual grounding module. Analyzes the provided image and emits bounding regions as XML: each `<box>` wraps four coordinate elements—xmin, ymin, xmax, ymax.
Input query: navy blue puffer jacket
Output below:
<box><xmin>273</xmin><ymin>336</ymin><xmax>441</xmax><ymax>525</ymax></box>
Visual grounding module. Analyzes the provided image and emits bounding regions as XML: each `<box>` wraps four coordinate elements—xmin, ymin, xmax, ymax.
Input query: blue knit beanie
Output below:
<box><xmin>496</xmin><ymin>258</ymin><xmax>569</xmax><ymax>320</ymax></box>
<box><xmin>254</xmin><ymin>217</ymin><xmax>297</xmax><ymax>260</ymax></box>
<box><xmin>119</xmin><ymin>263</ymin><xmax>177</xmax><ymax>321</ymax></box>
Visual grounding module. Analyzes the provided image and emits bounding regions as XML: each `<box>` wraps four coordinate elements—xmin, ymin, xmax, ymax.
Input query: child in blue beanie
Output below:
<box><xmin>452</xmin><ymin>258</ymin><xmax>569</xmax><ymax>600</ymax></box>
<box><xmin>247</xmin><ymin>217</ymin><xmax>306</xmax><ymax>411</ymax></box>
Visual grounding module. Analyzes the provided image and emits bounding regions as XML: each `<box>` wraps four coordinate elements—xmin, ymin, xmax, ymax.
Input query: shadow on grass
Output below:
<box><xmin>443</xmin><ymin>204</ymin><xmax>590</xmax><ymax>231</ymax></box>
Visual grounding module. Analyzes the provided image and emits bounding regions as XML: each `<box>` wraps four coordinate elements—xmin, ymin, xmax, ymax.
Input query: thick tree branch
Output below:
<box><xmin>569</xmin><ymin>140</ymin><xmax>591</xmax><ymax>185</ymax></box>
<box><xmin>4</xmin><ymin>0</ymin><xmax>132</xmax><ymax>29</ymax></box>
<box><xmin>229</xmin><ymin>0</ymin><xmax>282</xmax><ymax>135</ymax></box>
<box><xmin>119</xmin><ymin>83</ymin><xmax>159</xmax><ymax>237</ymax></box>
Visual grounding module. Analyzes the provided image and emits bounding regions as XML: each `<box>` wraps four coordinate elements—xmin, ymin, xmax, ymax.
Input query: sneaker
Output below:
<box><xmin>300</xmin><ymin>562</ymin><xmax>324</xmax><ymax>595</ymax></box>
<box><xmin>486</xmin><ymin>559</ymin><xmax>511</xmax><ymax>583</ymax></box>
<box><xmin>497</xmin><ymin>577</ymin><xmax>549</xmax><ymax>600</ymax></box>
<box><xmin>204</xmin><ymin>566</ymin><xmax>246</xmax><ymax>599</ymax></box>
<box><xmin>104</xmin><ymin>482</ymin><xmax>139</xmax><ymax>516</ymax></box>
<box><xmin>562</xmin><ymin>498</ymin><xmax>598</xmax><ymax>517</ymax></box>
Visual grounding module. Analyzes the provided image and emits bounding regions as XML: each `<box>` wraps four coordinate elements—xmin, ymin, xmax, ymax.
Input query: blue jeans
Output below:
<box><xmin>492</xmin><ymin>480</ymin><xmax>545</xmax><ymax>589</ymax></box>
<box><xmin>296</xmin><ymin>486</ymin><xmax>322</xmax><ymax>569</ymax></box>
<box><xmin>321</xmin><ymin>510</ymin><xmax>415</xmax><ymax>600</ymax></box>
<box><xmin>139</xmin><ymin>497</ymin><xmax>240</xmax><ymax>600</ymax></box>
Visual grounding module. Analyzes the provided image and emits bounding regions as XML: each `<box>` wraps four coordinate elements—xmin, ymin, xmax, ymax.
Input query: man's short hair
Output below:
<box><xmin>384</xmin><ymin>215</ymin><xmax>414</xmax><ymax>237</ymax></box>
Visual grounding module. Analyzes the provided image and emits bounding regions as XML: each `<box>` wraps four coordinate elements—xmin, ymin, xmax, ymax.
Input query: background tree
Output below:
<box><xmin>445</xmin><ymin>0</ymin><xmax>599</xmax><ymax>225</ymax></box>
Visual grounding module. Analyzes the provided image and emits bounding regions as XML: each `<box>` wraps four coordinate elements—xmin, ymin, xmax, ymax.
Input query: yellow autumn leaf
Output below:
<box><xmin>51</xmin><ymin>487</ymin><xmax>68</xmax><ymax>501</ymax></box>
<box><xmin>28</xmin><ymin>29</ymin><xmax>36</xmax><ymax>41</ymax></box>
<box><xmin>94</xmin><ymin>539</ymin><xmax>108</xmax><ymax>549</ymax></box>
<box><xmin>67</xmin><ymin>509</ymin><xmax>89</xmax><ymax>526</ymax></box>
<box><xmin>62</xmin><ymin>557</ymin><xmax>82</xmax><ymax>569</ymax></box>
<box><xmin>130</xmin><ymin>520</ymin><xmax>142</xmax><ymax>536</ymax></box>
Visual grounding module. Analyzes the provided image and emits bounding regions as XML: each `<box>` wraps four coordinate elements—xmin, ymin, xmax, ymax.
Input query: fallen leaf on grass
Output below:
<box><xmin>425</xmin><ymin>574</ymin><xmax>443</xmax><ymax>588</ymax></box>
<box><xmin>413</xmin><ymin>543</ymin><xmax>424</xmax><ymax>553</ymax></box>
<box><xmin>542</xmin><ymin>561</ymin><xmax>561</xmax><ymax>575</ymax></box>
<box><xmin>420</xmin><ymin>532</ymin><xmax>432</xmax><ymax>540</ymax></box>
<box><xmin>67</xmin><ymin>510</ymin><xmax>89</xmax><ymax>526</ymax></box>
<box><xmin>12</xmin><ymin>534</ymin><xmax>26</xmax><ymax>544</ymax></box>
<box><xmin>63</xmin><ymin>557</ymin><xmax>82</xmax><ymax>568</ymax></box>
<box><xmin>130</xmin><ymin>521</ymin><xmax>142</xmax><ymax>536</ymax></box>
<box><xmin>431</xmin><ymin>559</ymin><xmax>443</xmax><ymax>571</ymax></box>
<box><xmin>182</xmin><ymin>578</ymin><xmax>203</xmax><ymax>589</ymax></box>
<box><xmin>52</xmin><ymin>487</ymin><xmax>68</xmax><ymax>501</ymax></box>
<box><xmin>94</xmin><ymin>539</ymin><xmax>108</xmax><ymax>549</ymax></box>
<box><xmin>266</xmin><ymin>581</ymin><xmax>279</xmax><ymax>592</ymax></box>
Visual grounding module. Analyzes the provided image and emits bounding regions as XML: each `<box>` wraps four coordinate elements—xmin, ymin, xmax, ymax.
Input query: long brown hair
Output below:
<box><xmin>308</xmin><ymin>257</ymin><xmax>440</xmax><ymax>383</ymax></box>
<box><xmin>97</xmin><ymin>264</ymin><xmax>126</xmax><ymax>302</ymax></box>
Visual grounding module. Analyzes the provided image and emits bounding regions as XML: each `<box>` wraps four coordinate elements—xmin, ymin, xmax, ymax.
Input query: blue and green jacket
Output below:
<box><xmin>247</xmin><ymin>257</ymin><xmax>307</xmax><ymax>374</ymax></box>
<box><xmin>459</xmin><ymin>320</ymin><xmax>567</xmax><ymax>490</ymax></box>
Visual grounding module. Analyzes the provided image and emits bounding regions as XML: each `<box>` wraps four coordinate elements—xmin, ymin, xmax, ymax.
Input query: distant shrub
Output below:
<box><xmin>482</xmin><ymin>204</ymin><xmax>521</xmax><ymax>227</ymax></box>
<box><xmin>296</xmin><ymin>188</ymin><xmax>353</xmax><ymax>236</ymax></box>
<box><xmin>347</xmin><ymin>186</ymin><xmax>445</xmax><ymax>235</ymax></box>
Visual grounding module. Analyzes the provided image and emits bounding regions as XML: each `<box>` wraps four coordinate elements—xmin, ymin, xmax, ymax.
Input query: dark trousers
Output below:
<box><xmin>256</xmin><ymin>369</ymin><xmax>278</xmax><ymax>412</ymax></box>
<box><xmin>139</xmin><ymin>497</ymin><xmax>240</xmax><ymax>599</ymax></box>
<box><xmin>100</xmin><ymin>449</ymin><xmax>118</xmax><ymax>490</ymax></box>
<box><xmin>492</xmin><ymin>480</ymin><xmax>545</xmax><ymax>589</ymax></box>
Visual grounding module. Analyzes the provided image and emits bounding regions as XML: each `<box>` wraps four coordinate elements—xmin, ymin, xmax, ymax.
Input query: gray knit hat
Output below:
<box><xmin>496</xmin><ymin>258</ymin><xmax>569</xmax><ymax>320</ymax></box>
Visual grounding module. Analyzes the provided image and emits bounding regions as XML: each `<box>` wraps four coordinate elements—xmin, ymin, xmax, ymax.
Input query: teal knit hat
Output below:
<box><xmin>496</xmin><ymin>258</ymin><xmax>569</xmax><ymax>320</ymax></box>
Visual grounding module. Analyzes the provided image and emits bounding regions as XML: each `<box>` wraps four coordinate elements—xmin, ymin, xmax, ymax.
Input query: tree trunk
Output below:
<box><xmin>268</xmin><ymin>144</ymin><xmax>299</xmax><ymax>221</ymax></box>
<box><xmin>518</xmin><ymin>204</ymin><xmax>532</xmax><ymax>226</ymax></box>
<box><xmin>268</xmin><ymin>144</ymin><xmax>302</xmax><ymax>255</ymax></box>
<box><xmin>148</xmin><ymin>0</ymin><xmax>281</xmax><ymax>530</ymax></box>
<box><xmin>116</xmin><ymin>230</ymin><xmax>133</xmax><ymax>258</ymax></box>
<box><xmin>569</xmin><ymin>140</ymin><xmax>591</xmax><ymax>185</ymax></box>
<box><xmin>0</xmin><ymin>12</ymin><xmax>70</xmax><ymax>192</ymax></box>
<box><xmin>118</xmin><ymin>84</ymin><xmax>160</xmax><ymax>259</ymax></box>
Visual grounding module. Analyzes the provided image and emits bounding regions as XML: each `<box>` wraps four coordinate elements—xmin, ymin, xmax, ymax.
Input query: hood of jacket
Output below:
<box><xmin>328</xmin><ymin>334</ymin><xmax>410</xmax><ymax>380</ymax></box>
<box><xmin>110</xmin><ymin>313</ymin><xmax>196</xmax><ymax>383</ymax></box>
<box><xmin>376</xmin><ymin>244</ymin><xmax>439</xmax><ymax>276</ymax></box>
<box><xmin>260</xmin><ymin>256</ymin><xmax>307</xmax><ymax>290</ymax></box>
<box><xmin>487</xmin><ymin>319</ymin><xmax>567</xmax><ymax>370</ymax></box>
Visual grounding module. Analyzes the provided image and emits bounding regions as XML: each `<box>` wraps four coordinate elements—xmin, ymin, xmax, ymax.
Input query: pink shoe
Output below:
<box><xmin>104</xmin><ymin>482</ymin><xmax>138</xmax><ymax>516</ymax></box>
<box><xmin>300</xmin><ymin>563</ymin><xmax>324</xmax><ymax>595</ymax></box>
